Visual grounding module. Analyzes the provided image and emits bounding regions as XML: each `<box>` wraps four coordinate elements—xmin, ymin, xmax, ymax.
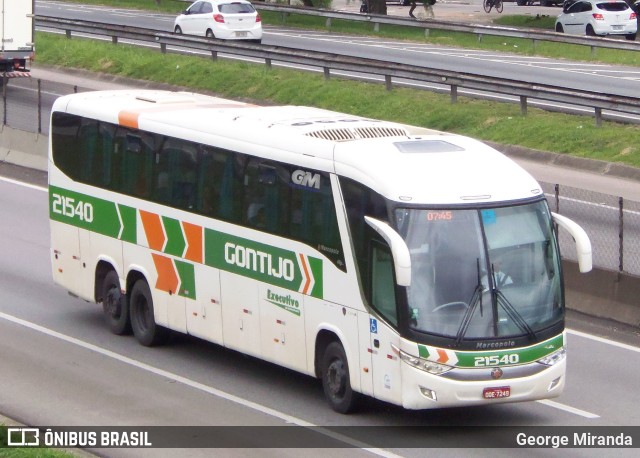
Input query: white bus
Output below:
<box><xmin>49</xmin><ymin>90</ymin><xmax>592</xmax><ymax>413</ymax></box>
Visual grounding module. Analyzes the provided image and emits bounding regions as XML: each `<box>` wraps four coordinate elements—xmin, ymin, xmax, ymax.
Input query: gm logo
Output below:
<box><xmin>291</xmin><ymin>170</ymin><xmax>321</xmax><ymax>189</ymax></box>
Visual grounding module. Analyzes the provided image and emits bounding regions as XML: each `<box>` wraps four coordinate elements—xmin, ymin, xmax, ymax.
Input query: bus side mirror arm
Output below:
<box><xmin>364</xmin><ymin>216</ymin><xmax>412</xmax><ymax>286</ymax></box>
<box><xmin>551</xmin><ymin>212</ymin><xmax>592</xmax><ymax>273</ymax></box>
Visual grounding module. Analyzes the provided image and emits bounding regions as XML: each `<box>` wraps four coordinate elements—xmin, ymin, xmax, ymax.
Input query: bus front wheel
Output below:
<box><xmin>129</xmin><ymin>279</ymin><xmax>170</xmax><ymax>347</ymax></box>
<box><xmin>321</xmin><ymin>341</ymin><xmax>359</xmax><ymax>414</ymax></box>
<box><xmin>102</xmin><ymin>270</ymin><xmax>131</xmax><ymax>335</ymax></box>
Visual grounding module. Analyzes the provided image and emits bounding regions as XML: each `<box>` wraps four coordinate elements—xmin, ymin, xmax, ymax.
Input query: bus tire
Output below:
<box><xmin>321</xmin><ymin>341</ymin><xmax>359</xmax><ymax>414</ymax></box>
<box><xmin>102</xmin><ymin>270</ymin><xmax>131</xmax><ymax>335</ymax></box>
<box><xmin>130</xmin><ymin>279</ymin><xmax>170</xmax><ymax>347</ymax></box>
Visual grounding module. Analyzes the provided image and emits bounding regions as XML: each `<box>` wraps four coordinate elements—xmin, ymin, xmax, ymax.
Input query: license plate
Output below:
<box><xmin>235</xmin><ymin>32</ymin><xmax>248</xmax><ymax>37</ymax></box>
<box><xmin>612</xmin><ymin>25</ymin><xmax>623</xmax><ymax>31</ymax></box>
<box><xmin>483</xmin><ymin>386</ymin><xmax>510</xmax><ymax>399</ymax></box>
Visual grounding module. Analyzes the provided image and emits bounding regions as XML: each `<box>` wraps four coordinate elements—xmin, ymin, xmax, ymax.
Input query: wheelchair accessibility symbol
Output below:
<box><xmin>370</xmin><ymin>318</ymin><xmax>378</xmax><ymax>334</ymax></box>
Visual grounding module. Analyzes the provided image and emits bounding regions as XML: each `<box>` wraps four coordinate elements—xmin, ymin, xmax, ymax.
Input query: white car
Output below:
<box><xmin>555</xmin><ymin>0</ymin><xmax>637</xmax><ymax>40</ymax></box>
<box><xmin>174</xmin><ymin>0</ymin><xmax>263</xmax><ymax>43</ymax></box>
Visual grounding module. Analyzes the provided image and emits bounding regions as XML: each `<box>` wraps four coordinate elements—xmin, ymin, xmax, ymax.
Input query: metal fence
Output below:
<box><xmin>3</xmin><ymin>77</ymin><xmax>639</xmax><ymax>277</ymax></box>
<box><xmin>541</xmin><ymin>182</ymin><xmax>640</xmax><ymax>277</ymax></box>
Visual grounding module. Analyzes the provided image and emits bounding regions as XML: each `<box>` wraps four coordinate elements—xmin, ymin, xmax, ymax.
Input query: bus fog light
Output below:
<box><xmin>538</xmin><ymin>347</ymin><xmax>566</xmax><ymax>367</ymax></box>
<box><xmin>419</xmin><ymin>386</ymin><xmax>437</xmax><ymax>401</ymax></box>
<box><xmin>548</xmin><ymin>377</ymin><xmax>562</xmax><ymax>392</ymax></box>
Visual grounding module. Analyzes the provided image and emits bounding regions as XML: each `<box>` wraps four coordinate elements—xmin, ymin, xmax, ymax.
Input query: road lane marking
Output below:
<box><xmin>567</xmin><ymin>328</ymin><xmax>640</xmax><ymax>354</ymax></box>
<box><xmin>0</xmin><ymin>311</ymin><xmax>401</xmax><ymax>458</ymax></box>
<box><xmin>0</xmin><ymin>176</ymin><xmax>47</xmax><ymax>192</ymax></box>
<box><xmin>536</xmin><ymin>400</ymin><xmax>599</xmax><ymax>419</ymax></box>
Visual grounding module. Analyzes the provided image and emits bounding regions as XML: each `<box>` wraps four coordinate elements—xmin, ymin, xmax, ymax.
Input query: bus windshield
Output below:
<box><xmin>395</xmin><ymin>200</ymin><xmax>562</xmax><ymax>340</ymax></box>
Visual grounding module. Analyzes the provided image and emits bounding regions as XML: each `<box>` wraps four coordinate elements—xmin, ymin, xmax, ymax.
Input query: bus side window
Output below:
<box><xmin>80</xmin><ymin>121</ymin><xmax>115</xmax><ymax>188</ymax></box>
<box><xmin>340</xmin><ymin>177</ymin><xmax>390</xmax><ymax>309</ymax></box>
<box><xmin>196</xmin><ymin>146</ymin><xmax>219</xmax><ymax>216</ymax></box>
<box><xmin>51</xmin><ymin>112</ymin><xmax>82</xmax><ymax>180</ymax></box>
<box><xmin>370</xmin><ymin>241</ymin><xmax>398</xmax><ymax>326</ymax></box>
<box><xmin>121</xmin><ymin>131</ymin><xmax>155</xmax><ymax>199</ymax></box>
<box><xmin>78</xmin><ymin>120</ymin><xmax>99</xmax><ymax>184</ymax></box>
<box><xmin>289</xmin><ymin>170</ymin><xmax>344</xmax><ymax>270</ymax></box>
<box><xmin>218</xmin><ymin>153</ymin><xmax>245</xmax><ymax>224</ymax></box>
<box><xmin>243</xmin><ymin>161</ymin><xmax>290</xmax><ymax>233</ymax></box>
<box><xmin>155</xmin><ymin>138</ymin><xmax>197</xmax><ymax>209</ymax></box>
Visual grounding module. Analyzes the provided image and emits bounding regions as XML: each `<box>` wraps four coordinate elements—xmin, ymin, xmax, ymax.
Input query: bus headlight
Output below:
<box><xmin>399</xmin><ymin>350</ymin><xmax>453</xmax><ymax>375</ymax></box>
<box><xmin>538</xmin><ymin>347</ymin><xmax>566</xmax><ymax>366</ymax></box>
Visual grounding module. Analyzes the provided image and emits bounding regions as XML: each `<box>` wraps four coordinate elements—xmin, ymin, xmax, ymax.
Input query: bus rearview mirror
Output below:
<box><xmin>364</xmin><ymin>216</ymin><xmax>412</xmax><ymax>287</ymax></box>
<box><xmin>552</xmin><ymin>212</ymin><xmax>592</xmax><ymax>273</ymax></box>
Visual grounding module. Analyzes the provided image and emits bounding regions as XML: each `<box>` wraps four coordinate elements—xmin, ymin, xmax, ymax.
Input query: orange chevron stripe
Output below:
<box><xmin>152</xmin><ymin>253</ymin><xmax>179</xmax><ymax>294</ymax></box>
<box><xmin>436</xmin><ymin>349</ymin><xmax>449</xmax><ymax>364</ymax></box>
<box><xmin>298</xmin><ymin>253</ymin><xmax>311</xmax><ymax>295</ymax></box>
<box><xmin>182</xmin><ymin>221</ymin><xmax>203</xmax><ymax>263</ymax></box>
<box><xmin>140</xmin><ymin>210</ymin><xmax>165</xmax><ymax>252</ymax></box>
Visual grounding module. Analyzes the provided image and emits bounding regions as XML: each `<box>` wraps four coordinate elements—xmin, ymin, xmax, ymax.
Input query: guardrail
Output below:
<box><xmin>35</xmin><ymin>15</ymin><xmax>640</xmax><ymax>125</ymax></box>
<box><xmin>252</xmin><ymin>3</ymin><xmax>640</xmax><ymax>54</ymax></box>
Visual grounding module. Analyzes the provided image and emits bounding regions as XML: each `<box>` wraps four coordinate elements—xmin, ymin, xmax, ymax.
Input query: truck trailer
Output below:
<box><xmin>1</xmin><ymin>0</ymin><xmax>35</xmax><ymax>79</ymax></box>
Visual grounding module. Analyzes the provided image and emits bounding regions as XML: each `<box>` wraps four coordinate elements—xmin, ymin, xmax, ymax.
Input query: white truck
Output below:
<box><xmin>1</xmin><ymin>0</ymin><xmax>35</xmax><ymax>79</ymax></box>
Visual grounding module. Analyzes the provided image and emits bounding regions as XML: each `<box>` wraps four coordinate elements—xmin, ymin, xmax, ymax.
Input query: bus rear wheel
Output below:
<box><xmin>321</xmin><ymin>342</ymin><xmax>359</xmax><ymax>414</ymax></box>
<box><xmin>130</xmin><ymin>279</ymin><xmax>170</xmax><ymax>347</ymax></box>
<box><xmin>102</xmin><ymin>270</ymin><xmax>131</xmax><ymax>335</ymax></box>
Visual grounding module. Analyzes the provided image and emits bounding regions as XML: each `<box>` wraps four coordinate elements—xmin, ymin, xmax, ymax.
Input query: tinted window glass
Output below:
<box><xmin>340</xmin><ymin>177</ymin><xmax>389</xmax><ymax>302</ymax></box>
<box><xmin>219</xmin><ymin>3</ymin><xmax>256</xmax><ymax>13</ymax></box>
<box><xmin>51</xmin><ymin>112</ymin><xmax>82</xmax><ymax>181</ymax></box>
<box><xmin>154</xmin><ymin>138</ymin><xmax>198</xmax><ymax>209</ymax></box>
<box><xmin>598</xmin><ymin>2</ymin><xmax>628</xmax><ymax>11</ymax></box>
<box><xmin>189</xmin><ymin>1</ymin><xmax>204</xmax><ymax>13</ymax></box>
<box><xmin>567</xmin><ymin>2</ymin><xmax>583</xmax><ymax>13</ymax></box>
<box><xmin>371</xmin><ymin>241</ymin><xmax>398</xmax><ymax>326</ymax></box>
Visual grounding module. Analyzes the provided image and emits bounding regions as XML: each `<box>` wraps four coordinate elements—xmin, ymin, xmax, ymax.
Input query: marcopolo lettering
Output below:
<box><xmin>291</xmin><ymin>170</ymin><xmax>321</xmax><ymax>189</ymax></box>
<box><xmin>224</xmin><ymin>242</ymin><xmax>295</xmax><ymax>281</ymax></box>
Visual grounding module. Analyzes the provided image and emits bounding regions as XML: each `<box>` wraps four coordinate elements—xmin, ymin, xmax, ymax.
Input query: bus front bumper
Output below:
<box><xmin>400</xmin><ymin>358</ymin><xmax>566</xmax><ymax>410</ymax></box>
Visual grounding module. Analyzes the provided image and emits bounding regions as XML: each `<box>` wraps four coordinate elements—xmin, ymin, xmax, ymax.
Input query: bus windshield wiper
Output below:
<box><xmin>495</xmin><ymin>289</ymin><xmax>536</xmax><ymax>340</ymax></box>
<box><xmin>454</xmin><ymin>259</ymin><xmax>483</xmax><ymax>346</ymax></box>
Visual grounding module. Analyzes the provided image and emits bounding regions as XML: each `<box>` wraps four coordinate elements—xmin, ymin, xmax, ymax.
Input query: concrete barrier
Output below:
<box><xmin>564</xmin><ymin>261</ymin><xmax>640</xmax><ymax>327</ymax></box>
<box><xmin>0</xmin><ymin>125</ymin><xmax>48</xmax><ymax>172</ymax></box>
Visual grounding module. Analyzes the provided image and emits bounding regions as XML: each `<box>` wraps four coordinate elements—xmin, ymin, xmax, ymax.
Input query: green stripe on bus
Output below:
<box><xmin>50</xmin><ymin>186</ymin><xmax>324</xmax><ymax>300</ymax></box>
<box><xmin>204</xmin><ymin>228</ymin><xmax>323</xmax><ymax>299</ymax></box>
<box><xmin>175</xmin><ymin>259</ymin><xmax>196</xmax><ymax>300</ymax></box>
<box><xmin>162</xmin><ymin>216</ymin><xmax>186</xmax><ymax>257</ymax></box>
<box><xmin>118</xmin><ymin>204</ymin><xmax>137</xmax><ymax>244</ymax></box>
<box><xmin>308</xmin><ymin>256</ymin><xmax>323</xmax><ymax>299</ymax></box>
<box><xmin>418</xmin><ymin>334</ymin><xmax>564</xmax><ymax>368</ymax></box>
<box><xmin>50</xmin><ymin>186</ymin><xmax>129</xmax><ymax>240</ymax></box>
